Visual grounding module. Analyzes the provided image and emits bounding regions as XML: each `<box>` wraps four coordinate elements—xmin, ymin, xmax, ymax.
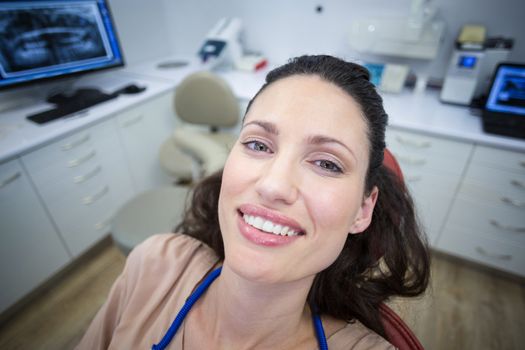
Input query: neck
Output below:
<box><xmin>194</xmin><ymin>264</ymin><xmax>316</xmax><ymax>349</ymax></box>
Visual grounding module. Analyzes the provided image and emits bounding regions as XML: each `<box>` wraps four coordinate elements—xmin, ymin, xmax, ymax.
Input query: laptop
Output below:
<box><xmin>482</xmin><ymin>63</ymin><xmax>525</xmax><ymax>139</ymax></box>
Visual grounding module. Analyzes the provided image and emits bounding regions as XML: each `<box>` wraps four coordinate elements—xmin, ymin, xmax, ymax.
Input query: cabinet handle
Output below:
<box><xmin>121</xmin><ymin>114</ymin><xmax>143</xmax><ymax>128</ymax></box>
<box><xmin>510</xmin><ymin>179</ymin><xmax>525</xmax><ymax>190</ymax></box>
<box><xmin>475</xmin><ymin>246</ymin><xmax>512</xmax><ymax>261</ymax></box>
<box><xmin>74</xmin><ymin>166</ymin><xmax>102</xmax><ymax>184</ymax></box>
<box><xmin>61</xmin><ymin>134</ymin><xmax>90</xmax><ymax>151</ymax></box>
<box><xmin>501</xmin><ymin>197</ymin><xmax>525</xmax><ymax>209</ymax></box>
<box><xmin>83</xmin><ymin>186</ymin><xmax>109</xmax><ymax>205</ymax></box>
<box><xmin>397</xmin><ymin>155</ymin><xmax>427</xmax><ymax>166</ymax></box>
<box><xmin>68</xmin><ymin>150</ymin><xmax>96</xmax><ymax>168</ymax></box>
<box><xmin>490</xmin><ymin>219</ymin><xmax>525</xmax><ymax>233</ymax></box>
<box><xmin>94</xmin><ymin>219</ymin><xmax>111</xmax><ymax>231</ymax></box>
<box><xmin>0</xmin><ymin>172</ymin><xmax>21</xmax><ymax>189</ymax></box>
<box><xmin>395</xmin><ymin>136</ymin><xmax>431</xmax><ymax>148</ymax></box>
<box><xmin>406</xmin><ymin>175</ymin><xmax>422</xmax><ymax>182</ymax></box>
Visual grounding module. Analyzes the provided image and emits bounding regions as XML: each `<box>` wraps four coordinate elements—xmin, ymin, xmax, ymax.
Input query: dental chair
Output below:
<box><xmin>111</xmin><ymin>71</ymin><xmax>240</xmax><ymax>255</ymax></box>
<box><xmin>380</xmin><ymin>148</ymin><xmax>424</xmax><ymax>350</ymax></box>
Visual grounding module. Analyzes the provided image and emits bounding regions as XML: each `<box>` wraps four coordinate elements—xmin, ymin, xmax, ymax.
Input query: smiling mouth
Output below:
<box><xmin>238</xmin><ymin>210</ymin><xmax>305</xmax><ymax>237</ymax></box>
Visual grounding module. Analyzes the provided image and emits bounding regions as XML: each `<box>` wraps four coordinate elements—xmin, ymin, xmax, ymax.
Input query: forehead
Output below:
<box><xmin>245</xmin><ymin>75</ymin><xmax>369</xmax><ymax>156</ymax></box>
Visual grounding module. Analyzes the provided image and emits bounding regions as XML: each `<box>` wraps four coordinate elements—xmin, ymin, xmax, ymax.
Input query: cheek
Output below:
<box><xmin>304</xmin><ymin>181</ymin><xmax>361</xmax><ymax>235</ymax></box>
<box><xmin>219</xmin><ymin>149</ymin><xmax>256</xmax><ymax>218</ymax></box>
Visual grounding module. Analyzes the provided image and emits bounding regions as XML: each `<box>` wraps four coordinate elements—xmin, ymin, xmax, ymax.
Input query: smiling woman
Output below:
<box><xmin>77</xmin><ymin>55</ymin><xmax>430</xmax><ymax>350</ymax></box>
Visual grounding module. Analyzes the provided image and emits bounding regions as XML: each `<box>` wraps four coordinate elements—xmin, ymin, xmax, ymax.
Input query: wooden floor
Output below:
<box><xmin>0</xmin><ymin>241</ymin><xmax>523</xmax><ymax>350</ymax></box>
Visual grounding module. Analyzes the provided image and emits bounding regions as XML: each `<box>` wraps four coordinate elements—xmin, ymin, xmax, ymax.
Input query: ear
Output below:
<box><xmin>349</xmin><ymin>186</ymin><xmax>379</xmax><ymax>234</ymax></box>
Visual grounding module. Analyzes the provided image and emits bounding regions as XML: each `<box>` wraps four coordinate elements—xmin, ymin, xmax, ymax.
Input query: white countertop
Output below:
<box><xmin>1</xmin><ymin>54</ymin><xmax>523</xmax><ymax>164</ymax></box>
<box><xmin>381</xmin><ymin>90</ymin><xmax>525</xmax><ymax>152</ymax></box>
<box><xmin>126</xmin><ymin>54</ymin><xmax>525</xmax><ymax>152</ymax></box>
<box><xmin>0</xmin><ymin>71</ymin><xmax>174</xmax><ymax>163</ymax></box>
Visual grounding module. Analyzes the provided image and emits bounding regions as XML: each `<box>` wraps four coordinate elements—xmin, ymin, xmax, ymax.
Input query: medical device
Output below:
<box><xmin>482</xmin><ymin>63</ymin><xmax>525</xmax><ymax>139</ymax></box>
<box><xmin>197</xmin><ymin>18</ymin><xmax>267</xmax><ymax>71</ymax></box>
<box><xmin>440</xmin><ymin>25</ymin><xmax>514</xmax><ymax>105</ymax></box>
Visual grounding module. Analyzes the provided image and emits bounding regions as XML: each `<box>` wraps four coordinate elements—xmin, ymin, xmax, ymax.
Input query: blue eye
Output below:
<box><xmin>243</xmin><ymin>140</ymin><xmax>271</xmax><ymax>153</ymax></box>
<box><xmin>315</xmin><ymin>159</ymin><xmax>343</xmax><ymax>173</ymax></box>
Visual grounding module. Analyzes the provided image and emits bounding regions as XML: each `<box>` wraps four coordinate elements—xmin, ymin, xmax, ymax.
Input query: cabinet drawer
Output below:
<box><xmin>470</xmin><ymin>145</ymin><xmax>525</xmax><ymax>174</ymax></box>
<box><xmin>22</xmin><ymin>120</ymin><xmax>116</xmax><ymax>186</ymax></box>
<box><xmin>30</xmin><ymin>148</ymin><xmax>128</xmax><ymax>203</ymax></box>
<box><xmin>404</xmin><ymin>170</ymin><xmax>460</xmax><ymax>194</ymax></box>
<box><xmin>45</xmin><ymin>184</ymin><xmax>115</xmax><ymax>256</ymax></box>
<box><xmin>386</xmin><ymin>129</ymin><xmax>472</xmax><ymax>175</ymax></box>
<box><xmin>459</xmin><ymin>181</ymin><xmax>525</xmax><ymax>209</ymax></box>
<box><xmin>462</xmin><ymin>163</ymin><xmax>525</xmax><ymax>202</ymax></box>
<box><xmin>447</xmin><ymin>195</ymin><xmax>525</xmax><ymax>246</ymax></box>
<box><xmin>436</xmin><ymin>226</ymin><xmax>525</xmax><ymax>277</ymax></box>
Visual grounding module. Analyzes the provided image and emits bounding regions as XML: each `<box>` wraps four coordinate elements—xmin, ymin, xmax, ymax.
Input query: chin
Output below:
<box><xmin>223</xmin><ymin>245</ymin><xmax>288</xmax><ymax>285</ymax></box>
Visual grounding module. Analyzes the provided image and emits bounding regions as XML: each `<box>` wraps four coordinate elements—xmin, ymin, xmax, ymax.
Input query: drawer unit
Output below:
<box><xmin>436</xmin><ymin>225</ymin><xmax>525</xmax><ymax>277</ymax></box>
<box><xmin>461</xmin><ymin>164</ymin><xmax>525</xmax><ymax>204</ymax></box>
<box><xmin>21</xmin><ymin>119</ymin><xmax>135</xmax><ymax>257</ymax></box>
<box><xmin>386</xmin><ymin>129</ymin><xmax>472</xmax><ymax>175</ymax></box>
<box><xmin>445</xmin><ymin>195</ymin><xmax>525</xmax><ymax>246</ymax></box>
<box><xmin>44</xmin><ymin>182</ymin><xmax>115</xmax><ymax>256</ymax></box>
<box><xmin>437</xmin><ymin>144</ymin><xmax>525</xmax><ymax>277</ymax></box>
<box><xmin>386</xmin><ymin>128</ymin><xmax>473</xmax><ymax>244</ymax></box>
<box><xmin>470</xmin><ymin>145</ymin><xmax>525</xmax><ymax>174</ymax></box>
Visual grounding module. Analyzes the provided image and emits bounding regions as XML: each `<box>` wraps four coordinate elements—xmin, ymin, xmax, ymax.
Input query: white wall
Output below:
<box><xmin>108</xmin><ymin>0</ymin><xmax>172</xmax><ymax>65</ymax></box>
<box><xmin>159</xmin><ymin>0</ymin><xmax>525</xmax><ymax>79</ymax></box>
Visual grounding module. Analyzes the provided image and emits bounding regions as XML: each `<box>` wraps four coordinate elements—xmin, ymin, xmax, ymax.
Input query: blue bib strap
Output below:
<box><xmin>152</xmin><ymin>267</ymin><xmax>222</xmax><ymax>350</ymax></box>
<box><xmin>312</xmin><ymin>311</ymin><xmax>328</xmax><ymax>350</ymax></box>
<box><xmin>152</xmin><ymin>265</ymin><xmax>328</xmax><ymax>350</ymax></box>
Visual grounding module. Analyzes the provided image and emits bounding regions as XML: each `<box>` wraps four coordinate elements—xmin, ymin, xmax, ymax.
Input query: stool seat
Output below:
<box><xmin>111</xmin><ymin>186</ymin><xmax>190</xmax><ymax>255</ymax></box>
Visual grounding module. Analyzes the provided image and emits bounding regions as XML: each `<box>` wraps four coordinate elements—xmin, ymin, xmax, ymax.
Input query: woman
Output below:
<box><xmin>77</xmin><ymin>55</ymin><xmax>430</xmax><ymax>349</ymax></box>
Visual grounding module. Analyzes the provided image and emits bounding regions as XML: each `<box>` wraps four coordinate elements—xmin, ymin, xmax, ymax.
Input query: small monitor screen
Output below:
<box><xmin>485</xmin><ymin>65</ymin><xmax>525</xmax><ymax>116</ymax></box>
<box><xmin>0</xmin><ymin>0</ymin><xmax>124</xmax><ymax>90</ymax></box>
<box><xmin>457</xmin><ymin>55</ymin><xmax>477</xmax><ymax>69</ymax></box>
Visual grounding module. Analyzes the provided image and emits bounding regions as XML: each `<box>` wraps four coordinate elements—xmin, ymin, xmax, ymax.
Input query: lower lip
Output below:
<box><xmin>237</xmin><ymin>212</ymin><xmax>301</xmax><ymax>247</ymax></box>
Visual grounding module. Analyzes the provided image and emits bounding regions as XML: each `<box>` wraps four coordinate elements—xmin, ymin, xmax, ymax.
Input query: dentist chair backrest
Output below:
<box><xmin>159</xmin><ymin>71</ymin><xmax>240</xmax><ymax>180</ymax></box>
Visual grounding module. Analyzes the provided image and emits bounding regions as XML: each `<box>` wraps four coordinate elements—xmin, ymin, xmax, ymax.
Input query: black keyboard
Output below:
<box><xmin>27</xmin><ymin>91</ymin><xmax>117</xmax><ymax>124</ymax></box>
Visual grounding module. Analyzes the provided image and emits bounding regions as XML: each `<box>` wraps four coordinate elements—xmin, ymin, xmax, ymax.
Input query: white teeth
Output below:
<box><xmin>242</xmin><ymin>214</ymin><xmax>301</xmax><ymax>237</ymax></box>
<box><xmin>253</xmin><ymin>217</ymin><xmax>264</xmax><ymax>230</ymax></box>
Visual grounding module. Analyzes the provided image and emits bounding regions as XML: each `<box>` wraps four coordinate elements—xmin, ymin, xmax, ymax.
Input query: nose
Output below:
<box><xmin>255</xmin><ymin>152</ymin><xmax>299</xmax><ymax>205</ymax></box>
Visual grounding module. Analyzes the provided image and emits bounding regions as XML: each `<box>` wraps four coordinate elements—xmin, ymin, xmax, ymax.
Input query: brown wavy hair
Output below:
<box><xmin>175</xmin><ymin>55</ymin><xmax>430</xmax><ymax>339</ymax></box>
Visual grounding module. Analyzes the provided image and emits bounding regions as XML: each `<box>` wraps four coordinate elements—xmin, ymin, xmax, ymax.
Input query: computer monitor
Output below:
<box><xmin>482</xmin><ymin>63</ymin><xmax>525</xmax><ymax>139</ymax></box>
<box><xmin>485</xmin><ymin>63</ymin><xmax>525</xmax><ymax>116</ymax></box>
<box><xmin>0</xmin><ymin>0</ymin><xmax>124</xmax><ymax>91</ymax></box>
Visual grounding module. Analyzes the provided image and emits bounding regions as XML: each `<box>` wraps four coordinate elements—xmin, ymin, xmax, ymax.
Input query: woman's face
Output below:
<box><xmin>218</xmin><ymin>75</ymin><xmax>378</xmax><ymax>284</ymax></box>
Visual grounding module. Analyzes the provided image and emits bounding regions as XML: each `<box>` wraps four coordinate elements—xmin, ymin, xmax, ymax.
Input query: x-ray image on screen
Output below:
<box><xmin>496</xmin><ymin>75</ymin><xmax>525</xmax><ymax>108</ymax></box>
<box><xmin>486</xmin><ymin>65</ymin><xmax>525</xmax><ymax>116</ymax></box>
<box><xmin>0</xmin><ymin>2</ymin><xmax>113</xmax><ymax>79</ymax></box>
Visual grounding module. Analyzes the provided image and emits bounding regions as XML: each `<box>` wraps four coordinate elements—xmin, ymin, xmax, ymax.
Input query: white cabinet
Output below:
<box><xmin>0</xmin><ymin>158</ymin><xmax>70</xmax><ymax>313</ymax></box>
<box><xmin>386</xmin><ymin>128</ymin><xmax>473</xmax><ymax>244</ymax></box>
<box><xmin>22</xmin><ymin>119</ymin><xmax>135</xmax><ymax>257</ymax></box>
<box><xmin>0</xmin><ymin>90</ymin><xmax>177</xmax><ymax>313</ymax></box>
<box><xmin>437</xmin><ymin>145</ymin><xmax>525</xmax><ymax>276</ymax></box>
<box><xmin>116</xmin><ymin>93</ymin><xmax>177</xmax><ymax>192</ymax></box>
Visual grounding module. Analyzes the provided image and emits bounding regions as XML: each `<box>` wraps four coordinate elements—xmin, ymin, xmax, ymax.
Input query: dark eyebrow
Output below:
<box><xmin>242</xmin><ymin>120</ymin><xmax>279</xmax><ymax>135</ymax></box>
<box><xmin>307</xmin><ymin>135</ymin><xmax>357</xmax><ymax>163</ymax></box>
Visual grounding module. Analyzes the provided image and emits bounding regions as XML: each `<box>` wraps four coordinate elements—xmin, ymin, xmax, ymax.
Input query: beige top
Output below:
<box><xmin>77</xmin><ymin>233</ymin><xmax>395</xmax><ymax>349</ymax></box>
